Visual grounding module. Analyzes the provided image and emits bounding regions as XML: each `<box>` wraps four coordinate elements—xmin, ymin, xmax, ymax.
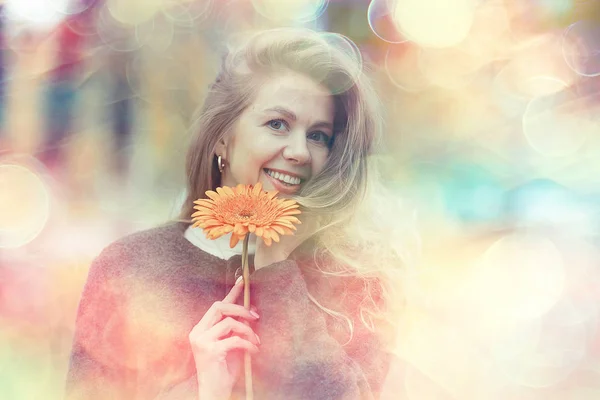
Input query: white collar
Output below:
<box><xmin>184</xmin><ymin>225</ymin><xmax>256</xmax><ymax>260</ymax></box>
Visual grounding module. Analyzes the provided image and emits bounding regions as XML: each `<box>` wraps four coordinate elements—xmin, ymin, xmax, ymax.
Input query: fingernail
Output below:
<box><xmin>255</xmin><ymin>334</ymin><xmax>261</xmax><ymax>345</ymax></box>
<box><xmin>235</xmin><ymin>276</ymin><xmax>243</xmax><ymax>285</ymax></box>
<box><xmin>250</xmin><ymin>310</ymin><xmax>260</xmax><ymax>319</ymax></box>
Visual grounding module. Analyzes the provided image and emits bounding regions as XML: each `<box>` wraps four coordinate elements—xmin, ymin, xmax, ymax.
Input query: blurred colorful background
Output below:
<box><xmin>1</xmin><ymin>0</ymin><xmax>600</xmax><ymax>399</ymax></box>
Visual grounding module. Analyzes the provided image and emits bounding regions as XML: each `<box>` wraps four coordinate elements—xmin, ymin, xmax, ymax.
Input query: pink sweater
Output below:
<box><xmin>65</xmin><ymin>222</ymin><xmax>393</xmax><ymax>399</ymax></box>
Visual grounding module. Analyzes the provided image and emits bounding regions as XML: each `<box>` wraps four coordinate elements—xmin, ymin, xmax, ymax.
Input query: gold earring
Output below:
<box><xmin>217</xmin><ymin>155</ymin><xmax>225</xmax><ymax>173</ymax></box>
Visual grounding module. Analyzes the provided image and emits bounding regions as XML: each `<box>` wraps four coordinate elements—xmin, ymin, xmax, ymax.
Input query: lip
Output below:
<box><xmin>263</xmin><ymin>169</ymin><xmax>303</xmax><ymax>195</ymax></box>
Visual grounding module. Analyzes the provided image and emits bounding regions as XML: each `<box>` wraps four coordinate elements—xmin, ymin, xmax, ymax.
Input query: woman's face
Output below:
<box><xmin>216</xmin><ymin>71</ymin><xmax>335</xmax><ymax>196</ymax></box>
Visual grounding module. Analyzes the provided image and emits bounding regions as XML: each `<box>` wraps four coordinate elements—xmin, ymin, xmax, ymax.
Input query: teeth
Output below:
<box><xmin>266</xmin><ymin>169</ymin><xmax>301</xmax><ymax>185</ymax></box>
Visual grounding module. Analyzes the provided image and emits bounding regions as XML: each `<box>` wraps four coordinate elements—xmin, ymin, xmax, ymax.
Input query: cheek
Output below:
<box><xmin>311</xmin><ymin>150</ymin><xmax>330</xmax><ymax>175</ymax></box>
<box><xmin>230</xmin><ymin>137</ymin><xmax>273</xmax><ymax>176</ymax></box>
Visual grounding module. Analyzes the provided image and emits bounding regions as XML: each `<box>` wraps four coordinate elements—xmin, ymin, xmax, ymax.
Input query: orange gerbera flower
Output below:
<box><xmin>191</xmin><ymin>182</ymin><xmax>302</xmax><ymax>248</ymax></box>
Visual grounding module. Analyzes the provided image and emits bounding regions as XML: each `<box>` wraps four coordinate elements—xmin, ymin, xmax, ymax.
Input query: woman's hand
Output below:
<box><xmin>189</xmin><ymin>277</ymin><xmax>260</xmax><ymax>399</ymax></box>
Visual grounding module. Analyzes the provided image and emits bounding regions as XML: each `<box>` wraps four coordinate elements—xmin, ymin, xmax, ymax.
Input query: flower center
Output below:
<box><xmin>237</xmin><ymin>210</ymin><xmax>255</xmax><ymax>219</ymax></box>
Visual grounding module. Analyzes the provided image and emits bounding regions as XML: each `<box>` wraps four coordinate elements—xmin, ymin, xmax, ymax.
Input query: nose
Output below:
<box><xmin>282</xmin><ymin>132</ymin><xmax>311</xmax><ymax>164</ymax></box>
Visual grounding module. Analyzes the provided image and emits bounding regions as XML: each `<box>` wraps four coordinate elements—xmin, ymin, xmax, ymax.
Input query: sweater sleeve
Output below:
<box><xmin>65</xmin><ymin>242</ymin><xmax>206</xmax><ymax>400</ymax></box>
<box><xmin>248</xmin><ymin>260</ymin><xmax>392</xmax><ymax>400</ymax></box>
<box><xmin>64</xmin><ymin>244</ymin><xmax>139</xmax><ymax>400</ymax></box>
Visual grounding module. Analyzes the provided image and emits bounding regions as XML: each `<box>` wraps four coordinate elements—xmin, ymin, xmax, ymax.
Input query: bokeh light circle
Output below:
<box><xmin>493</xmin><ymin>319</ymin><xmax>586</xmax><ymax>388</ymax></box>
<box><xmin>367</xmin><ymin>0</ymin><xmax>407</xmax><ymax>44</ymax></box>
<box><xmin>417</xmin><ymin>47</ymin><xmax>480</xmax><ymax>89</ymax></box>
<box><xmin>5</xmin><ymin>0</ymin><xmax>70</xmax><ymax>29</ymax></box>
<box><xmin>162</xmin><ymin>0</ymin><xmax>213</xmax><ymax>27</ymax></box>
<box><xmin>52</xmin><ymin>0</ymin><xmax>95</xmax><ymax>16</ymax></box>
<box><xmin>562</xmin><ymin>20</ymin><xmax>600</xmax><ymax>77</ymax></box>
<box><xmin>97</xmin><ymin>4</ymin><xmax>144</xmax><ymax>52</ymax></box>
<box><xmin>405</xmin><ymin>364</ymin><xmax>455</xmax><ymax>400</ymax></box>
<box><xmin>0</xmin><ymin>163</ymin><xmax>50</xmax><ymax>249</ymax></box>
<box><xmin>135</xmin><ymin>14</ymin><xmax>175</xmax><ymax>52</ymax></box>
<box><xmin>65</xmin><ymin>10</ymin><xmax>99</xmax><ymax>37</ymax></box>
<box><xmin>523</xmin><ymin>88</ymin><xmax>597</xmax><ymax>158</ymax></box>
<box><xmin>393</xmin><ymin>0</ymin><xmax>475</xmax><ymax>48</ymax></box>
<box><xmin>491</xmin><ymin>33</ymin><xmax>577</xmax><ymax>118</ymax></box>
<box><xmin>385</xmin><ymin>44</ymin><xmax>429</xmax><ymax>92</ymax></box>
<box><xmin>106</xmin><ymin>0</ymin><xmax>166</xmax><ymax>26</ymax></box>
<box><xmin>477</xmin><ymin>233</ymin><xmax>565</xmax><ymax>320</ymax></box>
<box><xmin>318</xmin><ymin>32</ymin><xmax>363</xmax><ymax>95</ymax></box>
<box><xmin>251</xmin><ymin>0</ymin><xmax>328</xmax><ymax>23</ymax></box>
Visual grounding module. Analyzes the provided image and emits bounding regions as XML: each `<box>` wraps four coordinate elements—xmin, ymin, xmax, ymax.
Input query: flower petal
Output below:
<box><xmin>281</xmin><ymin>209</ymin><xmax>302</xmax><ymax>216</ymax></box>
<box><xmin>230</xmin><ymin>234</ymin><xmax>240</xmax><ymax>248</ymax></box>
<box><xmin>223</xmin><ymin>186</ymin><xmax>235</xmax><ymax>196</ymax></box>
<box><xmin>280</xmin><ymin>227</ymin><xmax>295</xmax><ymax>235</ymax></box>
<box><xmin>271</xmin><ymin>225</ymin><xmax>285</xmax><ymax>235</ymax></box>
<box><xmin>205</xmin><ymin>190</ymin><xmax>220</xmax><ymax>201</ymax></box>
<box><xmin>262</xmin><ymin>229</ymin><xmax>271</xmax><ymax>240</ymax></box>
<box><xmin>194</xmin><ymin>199</ymin><xmax>215</xmax><ymax>207</ymax></box>
<box><xmin>191</xmin><ymin>209</ymin><xmax>213</xmax><ymax>218</ymax></box>
<box><xmin>280</xmin><ymin>216</ymin><xmax>301</xmax><ymax>224</ymax></box>
<box><xmin>272</xmin><ymin>220</ymin><xmax>296</xmax><ymax>229</ymax></box>
<box><xmin>234</xmin><ymin>223</ymin><xmax>247</xmax><ymax>236</ymax></box>
<box><xmin>252</xmin><ymin>182</ymin><xmax>262</xmax><ymax>196</ymax></box>
<box><xmin>222</xmin><ymin>224</ymin><xmax>234</xmax><ymax>233</ymax></box>
<box><xmin>255</xmin><ymin>226</ymin><xmax>264</xmax><ymax>237</ymax></box>
<box><xmin>216</xmin><ymin>187</ymin><xmax>227</xmax><ymax>197</ymax></box>
<box><xmin>271</xmin><ymin>231</ymin><xmax>280</xmax><ymax>242</ymax></box>
<box><xmin>200</xmin><ymin>219</ymin><xmax>222</xmax><ymax>227</ymax></box>
<box><xmin>280</xmin><ymin>200</ymin><xmax>299</xmax><ymax>208</ymax></box>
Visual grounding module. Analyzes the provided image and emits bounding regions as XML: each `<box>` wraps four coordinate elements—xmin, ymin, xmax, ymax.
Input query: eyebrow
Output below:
<box><xmin>264</xmin><ymin>106</ymin><xmax>334</xmax><ymax>131</ymax></box>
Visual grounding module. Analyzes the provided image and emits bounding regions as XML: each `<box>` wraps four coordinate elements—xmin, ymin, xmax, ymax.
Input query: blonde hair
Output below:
<box><xmin>180</xmin><ymin>28</ymin><xmax>412</xmax><ymax>349</ymax></box>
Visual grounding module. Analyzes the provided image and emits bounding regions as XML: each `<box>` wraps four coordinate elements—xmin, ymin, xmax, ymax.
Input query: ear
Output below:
<box><xmin>215</xmin><ymin>136</ymin><xmax>228</xmax><ymax>157</ymax></box>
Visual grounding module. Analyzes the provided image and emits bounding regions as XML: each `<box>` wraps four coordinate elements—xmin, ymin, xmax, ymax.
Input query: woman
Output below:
<box><xmin>66</xmin><ymin>28</ymin><xmax>404</xmax><ymax>400</ymax></box>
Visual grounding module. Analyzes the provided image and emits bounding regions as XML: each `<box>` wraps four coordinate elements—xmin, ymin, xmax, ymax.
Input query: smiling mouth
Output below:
<box><xmin>263</xmin><ymin>169</ymin><xmax>304</xmax><ymax>187</ymax></box>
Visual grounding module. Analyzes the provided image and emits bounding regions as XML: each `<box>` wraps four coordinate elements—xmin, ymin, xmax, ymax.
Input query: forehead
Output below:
<box><xmin>250</xmin><ymin>72</ymin><xmax>334</xmax><ymax>119</ymax></box>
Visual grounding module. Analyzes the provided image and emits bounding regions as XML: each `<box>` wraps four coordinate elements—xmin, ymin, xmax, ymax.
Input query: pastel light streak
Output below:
<box><xmin>393</xmin><ymin>0</ymin><xmax>475</xmax><ymax>48</ymax></box>
<box><xmin>508</xmin><ymin>180</ymin><xmax>590</xmax><ymax>231</ymax></box>
<box><xmin>0</xmin><ymin>163</ymin><xmax>51</xmax><ymax>249</ymax></box>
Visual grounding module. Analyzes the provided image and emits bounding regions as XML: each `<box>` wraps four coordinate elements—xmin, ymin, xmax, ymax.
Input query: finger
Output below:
<box><xmin>215</xmin><ymin>336</ymin><xmax>259</xmax><ymax>355</ymax></box>
<box><xmin>223</xmin><ymin>276</ymin><xmax>245</xmax><ymax>303</ymax></box>
<box><xmin>208</xmin><ymin>317</ymin><xmax>260</xmax><ymax>345</ymax></box>
<box><xmin>195</xmin><ymin>301</ymin><xmax>259</xmax><ymax>332</ymax></box>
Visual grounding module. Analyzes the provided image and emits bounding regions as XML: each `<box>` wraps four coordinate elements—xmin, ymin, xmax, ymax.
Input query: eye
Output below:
<box><xmin>307</xmin><ymin>131</ymin><xmax>331</xmax><ymax>146</ymax></box>
<box><xmin>267</xmin><ymin>119</ymin><xmax>288</xmax><ymax>131</ymax></box>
